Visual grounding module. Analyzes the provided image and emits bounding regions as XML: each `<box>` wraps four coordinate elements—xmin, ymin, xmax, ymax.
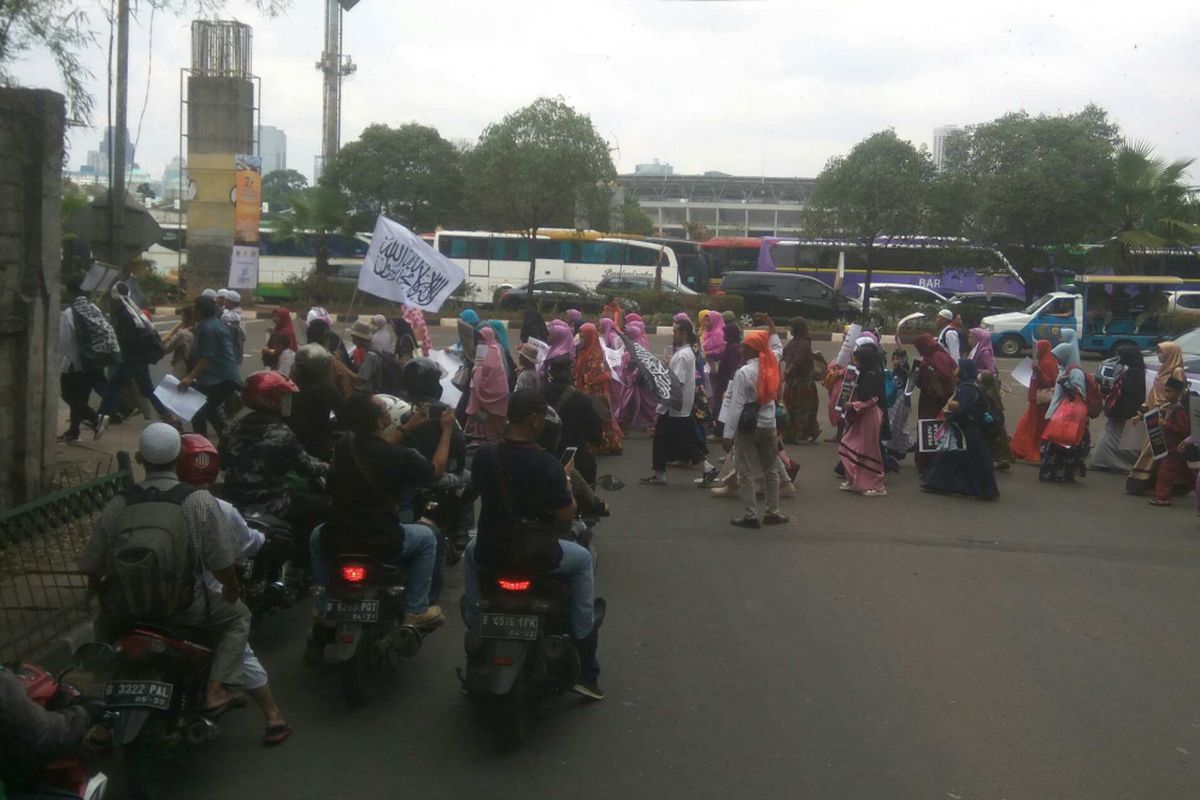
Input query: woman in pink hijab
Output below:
<box><xmin>598</xmin><ymin>318</ymin><xmax>628</xmax><ymax>426</ymax></box>
<box><xmin>620</xmin><ymin>319</ymin><xmax>658</xmax><ymax>431</ymax></box>
<box><xmin>542</xmin><ymin>320</ymin><xmax>575</xmax><ymax>375</ymax></box>
<box><xmin>701</xmin><ymin>310</ymin><xmax>726</xmax><ymax>368</ymax></box>
<box><xmin>466</xmin><ymin>326</ymin><xmax>509</xmax><ymax>441</ymax></box>
<box><xmin>403</xmin><ymin>305</ymin><xmax>432</xmax><ymax>357</ymax></box>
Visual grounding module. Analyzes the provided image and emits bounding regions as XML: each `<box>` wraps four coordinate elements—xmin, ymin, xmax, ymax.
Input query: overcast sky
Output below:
<box><xmin>11</xmin><ymin>0</ymin><xmax>1200</xmax><ymax>184</ymax></box>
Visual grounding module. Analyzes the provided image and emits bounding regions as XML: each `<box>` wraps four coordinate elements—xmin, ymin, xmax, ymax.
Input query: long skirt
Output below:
<box><xmin>621</xmin><ymin>373</ymin><xmax>659</xmax><ymax>431</ymax></box>
<box><xmin>1011</xmin><ymin>400</ymin><xmax>1050</xmax><ymax>462</ymax></box>
<box><xmin>838</xmin><ymin>405</ymin><xmax>885</xmax><ymax>492</ymax></box>
<box><xmin>921</xmin><ymin>424</ymin><xmax>999</xmax><ymax>499</ymax></box>
<box><xmin>652</xmin><ymin>413</ymin><xmax>705</xmax><ymax>472</ymax></box>
<box><xmin>782</xmin><ymin>377</ymin><xmax>821</xmax><ymax>443</ymax></box>
<box><xmin>585</xmin><ymin>391</ymin><xmax>623</xmax><ymax>455</ymax></box>
<box><xmin>1039</xmin><ymin>429</ymin><xmax>1091</xmax><ymax>482</ymax></box>
<box><xmin>1090</xmin><ymin>416</ymin><xmax>1139</xmax><ymax>473</ymax></box>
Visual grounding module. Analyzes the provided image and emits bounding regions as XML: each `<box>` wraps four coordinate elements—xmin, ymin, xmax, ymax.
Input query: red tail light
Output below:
<box><xmin>340</xmin><ymin>564</ymin><xmax>367</xmax><ymax>583</ymax></box>
<box><xmin>497</xmin><ymin>578</ymin><xmax>531</xmax><ymax>592</ymax></box>
<box><xmin>493</xmin><ymin>656</ymin><xmax>515</xmax><ymax>666</ymax></box>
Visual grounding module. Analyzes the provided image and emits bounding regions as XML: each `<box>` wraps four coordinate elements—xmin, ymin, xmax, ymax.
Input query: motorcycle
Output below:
<box><xmin>100</xmin><ymin>624</ymin><xmax>240</xmax><ymax>800</ymax></box>
<box><xmin>312</xmin><ymin>551</ymin><xmax>428</xmax><ymax>707</ymax></box>
<box><xmin>459</xmin><ymin>474</ymin><xmax>621</xmax><ymax>747</ymax></box>
<box><xmin>411</xmin><ymin>473</ymin><xmax>476</xmax><ymax>567</ymax></box>
<box><xmin>5</xmin><ymin>646</ymin><xmax>111</xmax><ymax>799</ymax></box>
<box><xmin>240</xmin><ymin>507</ymin><xmax>308</xmax><ymax>620</ymax></box>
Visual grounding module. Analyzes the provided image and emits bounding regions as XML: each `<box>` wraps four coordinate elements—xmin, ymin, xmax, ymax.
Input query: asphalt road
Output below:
<box><xmin>135</xmin><ymin>322</ymin><xmax>1200</xmax><ymax>800</ymax></box>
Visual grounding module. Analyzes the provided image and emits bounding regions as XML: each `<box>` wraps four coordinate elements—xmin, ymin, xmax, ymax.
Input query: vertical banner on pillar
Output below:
<box><xmin>229</xmin><ymin>153</ymin><xmax>261</xmax><ymax>290</ymax></box>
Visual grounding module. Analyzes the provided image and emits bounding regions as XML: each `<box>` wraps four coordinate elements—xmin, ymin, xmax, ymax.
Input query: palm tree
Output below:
<box><xmin>271</xmin><ymin>184</ymin><xmax>349</xmax><ymax>278</ymax></box>
<box><xmin>1108</xmin><ymin>141</ymin><xmax>1199</xmax><ymax>273</ymax></box>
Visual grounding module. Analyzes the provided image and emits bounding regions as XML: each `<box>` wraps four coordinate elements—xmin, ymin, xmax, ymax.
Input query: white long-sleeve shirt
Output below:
<box><xmin>203</xmin><ymin>498</ymin><xmax>266</xmax><ymax>593</ymax></box>
<box><xmin>719</xmin><ymin>357</ymin><xmax>777</xmax><ymax>432</ymax></box>
<box><xmin>938</xmin><ymin>326</ymin><xmax>961</xmax><ymax>362</ymax></box>
<box><xmin>658</xmin><ymin>345</ymin><xmax>697</xmax><ymax>418</ymax></box>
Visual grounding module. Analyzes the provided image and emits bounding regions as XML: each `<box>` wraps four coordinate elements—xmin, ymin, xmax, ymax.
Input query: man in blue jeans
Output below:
<box><xmin>95</xmin><ymin>281</ymin><xmax>174</xmax><ymax>438</ymax></box>
<box><xmin>307</xmin><ymin>391</ymin><xmax>451</xmax><ymax>657</ymax></box>
<box><xmin>462</xmin><ymin>389</ymin><xmax>603</xmax><ymax>700</ymax></box>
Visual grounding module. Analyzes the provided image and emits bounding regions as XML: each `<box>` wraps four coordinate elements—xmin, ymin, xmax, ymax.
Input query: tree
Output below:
<box><xmin>618</xmin><ymin>195</ymin><xmax>655</xmax><ymax>236</ymax></box>
<box><xmin>260</xmin><ymin>168</ymin><xmax>307</xmax><ymax>217</ymax></box>
<box><xmin>1106</xmin><ymin>141</ymin><xmax>1199</xmax><ymax>272</ymax></box>
<box><xmin>272</xmin><ymin>183</ymin><xmax>348</xmax><ymax>277</ymax></box>
<box><xmin>933</xmin><ymin>105</ymin><xmax>1120</xmax><ymax>291</ymax></box>
<box><xmin>684</xmin><ymin>221</ymin><xmax>713</xmax><ymax>241</ymax></box>
<box><xmin>803</xmin><ymin>130</ymin><xmax>933</xmax><ymax>314</ymax></box>
<box><xmin>322</xmin><ymin>123</ymin><xmax>463</xmax><ymax>231</ymax></box>
<box><xmin>465</xmin><ymin>97</ymin><xmax>616</xmax><ymax>299</ymax></box>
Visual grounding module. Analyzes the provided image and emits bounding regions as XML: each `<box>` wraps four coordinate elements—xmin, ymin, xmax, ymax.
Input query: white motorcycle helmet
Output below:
<box><xmin>376</xmin><ymin>394</ymin><xmax>414</xmax><ymax>437</ymax></box>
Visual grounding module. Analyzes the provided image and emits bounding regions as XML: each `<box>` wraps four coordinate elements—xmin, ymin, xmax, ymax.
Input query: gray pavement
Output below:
<box><xmin>55</xmin><ymin>324</ymin><xmax>1200</xmax><ymax>799</ymax></box>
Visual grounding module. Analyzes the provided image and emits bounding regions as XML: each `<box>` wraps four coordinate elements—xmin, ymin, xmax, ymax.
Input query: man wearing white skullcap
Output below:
<box><xmin>935</xmin><ymin>308</ymin><xmax>960</xmax><ymax>361</ymax></box>
<box><xmin>201</xmin><ymin>288</ymin><xmax>218</xmax><ymax>299</ymax></box>
<box><xmin>220</xmin><ymin>290</ymin><xmax>245</xmax><ymax>363</ymax></box>
<box><xmin>79</xmin><ymin>422</ymin><xmax>252</xmax><ymax>715</ymax></box>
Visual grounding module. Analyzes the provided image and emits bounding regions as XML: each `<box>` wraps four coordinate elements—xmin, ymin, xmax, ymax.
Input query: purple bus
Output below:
<box><xmin>757</xmin><ymin>235</ymin><xmax>1026</xmax><ymax>298</ymax></box>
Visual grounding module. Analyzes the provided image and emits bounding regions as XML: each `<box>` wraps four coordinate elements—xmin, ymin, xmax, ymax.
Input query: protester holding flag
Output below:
<box><xmin>576</xmin><ymin>323</ymin><xmax>623</xmax><ymax>455</ymax></box>
<box><xmin>620</xmin><ymin>319</ymin><xmax>659</xmax><ymax>432</ymax></box>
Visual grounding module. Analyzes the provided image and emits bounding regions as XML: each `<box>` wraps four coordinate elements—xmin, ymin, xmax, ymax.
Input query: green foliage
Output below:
<box><xmin>272</xmin><ymin>184</ymin><xmax>349</xmax><ymax>277</ymax></box>
<box><xmin>619</xmin><ymin>290</ymin><xmax>742</xmax><ymax>317</ymax></box>
<box><xmin>684</xmin><ymin>221</ymin><xmax>713</xmax><ymax>242</ymax></box>
<box><xmin>322</xmin><ymin>123</ymin><xmax>464</xmax><ymax>231</ymax></box>
<box><xmin>0</xmin><ymin>0</ymin><xmax>94</xmax><ymax>120</ymax></box>
<box><xmin>932</xmin><ymin>105</ymin><xmax>1120</xmax><ymax>280</ymax></box>
<box><xmin>466</xmin><ymin>96</ymin><xmax>616</xmax><ymax>236</ymax></box>
<box><xmin>618</xmin><ymin>195</ymin><xmax>655</xmax><ymax>236</ymax></box>
<box><xmin>260</xmin><ymin>168</ymin><xmax>308</xmax><ymax>217</ymax></box>
<box><xmin>1105</xmin><ymin>141</ymin><xmax>1198</xmax><ymax>272</ymax></box>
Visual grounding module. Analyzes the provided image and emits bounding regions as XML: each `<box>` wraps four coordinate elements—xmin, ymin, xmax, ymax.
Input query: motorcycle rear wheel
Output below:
<box><xmin>493</xmin><ymin>673</ymin><xmax>531</xmax><ymax>750</ymax></box>
<box><xmin>340</xmin><ymin>626</ymin><xmax>382</xmax><ymax>707</ymax></box>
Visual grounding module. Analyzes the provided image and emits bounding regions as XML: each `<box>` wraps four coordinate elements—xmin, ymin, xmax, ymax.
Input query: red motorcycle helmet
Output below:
<box><xmin>242</xmin><ymin>370</ymin><xmax>299</xmax><ymax>413</ymax></box>
<box><xmin>178</xmin><ymin>433</ymin><xmax>219</xmax><ymax>486</ymax></box>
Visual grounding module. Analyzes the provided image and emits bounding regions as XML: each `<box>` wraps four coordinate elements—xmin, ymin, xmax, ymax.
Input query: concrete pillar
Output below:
<box><xmin>0</xmin><ymin>89</ymin><xmax>65</xmax><ymax>506</ymax></box>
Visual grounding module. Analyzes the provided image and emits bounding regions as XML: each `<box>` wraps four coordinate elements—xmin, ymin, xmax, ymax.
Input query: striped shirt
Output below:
<box><xmin>79</xmin><ymin>471</ymin><xmax>236</xmax><ymax>575</ymax></box>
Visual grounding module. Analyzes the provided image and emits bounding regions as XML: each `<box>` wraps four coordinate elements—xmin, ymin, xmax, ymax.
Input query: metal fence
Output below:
<box><xmin>0</xmin><ymin>452</ymin><xmax>133</xmax><ymax>663</ymax></box>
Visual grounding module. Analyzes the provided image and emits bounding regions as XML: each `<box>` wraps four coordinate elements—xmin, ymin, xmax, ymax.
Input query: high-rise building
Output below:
<box><xmin>98</xmin><ymin>126</ymin><xmax>136</xmax><ymax>180</ymax></box>
<box><xmin>161</xmin><ymin>156</ymin><xmax>187</xmax><ymax>202</ymax></box>
<box><xmin>259</xmin><ymin>125</ymin><xmax>287</xmax><ymax>174</ymax></box>
<box><xmin>932</xmin><ymin>125</ymin><xmax>963</xmax><ymax>171</ymax></box>
<box><xmin>634</xmin><ymin>159</ymin><xmax>673</xmax><ymax>177</ymax></box>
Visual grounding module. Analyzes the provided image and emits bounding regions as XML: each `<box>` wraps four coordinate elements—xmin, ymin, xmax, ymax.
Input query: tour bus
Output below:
<box><xmin>980</xmin><ymin>275</ymin><xmax>1184</xmax><ymax>357</ymax></box>
<box><xmin>758</xmin><ymin>235</ymin><xmax>1025</xmax><ymax>298</ymax></box>
<box><xmin>701</xmin><ymin>237</ymin><xmax>762</xmax><ymax>290</ymax></box>
<box><xmin>434</xmin><ymin>230</ymin><xmax>682</xmax><ymax>305</ymax></box>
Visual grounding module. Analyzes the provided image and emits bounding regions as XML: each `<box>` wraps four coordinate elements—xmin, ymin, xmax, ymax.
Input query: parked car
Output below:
<box><xmin>947</xmin><ymin>291</ymin><xmax>1028</xmax><ymax>327</ymax></box>
<box><xmin>1095</xmin><ymin>325</ymin><xmax>1200</xmax><ymax>392</ymax></box>
<box><xmin>595</xmin><ymin>274</ymin><xmax>695</xmax><ymax>295</ymax></box>
<box><xmin>1168</xmin><ymin>290</ymin><xmax>1200</xmax><ymax>313</ymax></box>
<box><xmin>848</xmin><ymin>282</ymin><xmax>949</xmax><ymax>312</ymax></box>
<box><xmin>497</xmin><ymin>280</ymin><xmax>612</xmax><ymax>314</ymax></box>
<box><xmin>717</xmin><ymin>271</ymin><xmax>856</xmax><ymax>323</ymax></box>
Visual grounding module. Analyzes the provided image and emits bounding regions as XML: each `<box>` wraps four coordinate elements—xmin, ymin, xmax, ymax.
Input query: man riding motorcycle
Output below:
<box><xmin>462</xmin><ymin>389</ymin><xmax>604</xmax><ymax>700</ymax></box>
<box><xmin>80</xmin><ymin>423</ymin><xmax>251</xmax><ymax>715</ymax></box>
<box><xmin>219</xmin><ymin>371</ymin><xmax>328</xmax><ymax>555</ymax></box>
<box><xmin>177</xmin><ymin>434</ymin><xmax>292</xmax><ymax>746</ymax></box>
<box><xmin>307</xmin><ymin>390</ymin><xmax>454</xmax><ymax>655</ymax></box>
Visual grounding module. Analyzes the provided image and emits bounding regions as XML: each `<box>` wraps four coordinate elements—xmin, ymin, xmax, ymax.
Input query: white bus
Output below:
<box><xmin>434</xmin><ymin>230</ymin><xmax>682</xmax><ymax>305</ymax></box>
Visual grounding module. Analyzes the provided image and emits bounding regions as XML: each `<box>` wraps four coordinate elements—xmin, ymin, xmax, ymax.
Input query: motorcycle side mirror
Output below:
<box><xmin>596</xmin><ymin>474</ymin><xmax>625</xmax><ymax>491</ymax></box>
<box><xmin>72</xmin><ymin>642</ymin><xmax>118</xmax><ymax>674</ymax></box>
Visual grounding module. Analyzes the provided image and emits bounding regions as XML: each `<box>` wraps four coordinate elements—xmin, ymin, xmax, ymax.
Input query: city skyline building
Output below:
<box><xmin>259</xmin><ymin>125</ymin><xmax>287</xmax><ymax>173</ymax></box>
<box><xmin>932</xmin><ymin>124</ymin><xmax>962</xmax><ymax>171</ymax></box>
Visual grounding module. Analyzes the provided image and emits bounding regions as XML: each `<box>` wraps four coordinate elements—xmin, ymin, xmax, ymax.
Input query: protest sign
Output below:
<box><xmin>1011</xmin><ymin>358</ymin><xmax>1034</xmax><ymax>389</ymax></box>
<box><xmin>918</xmin><ymin>419</ymin><xmax>965</xmax><ymax>453</ymax></box>
<box><xmin>358</xmin><ymin>216</ymin><xmax>465</xmax><ymax>311</ymax></box>
<box><xmin>1144</xmin><ymin>408</ymin><xmax>1169</xmax><ymax>461</ymax></box>
<box><xmin>834</xmin><ymin>366</ymin><xmax>859</xmax><ymax>414</ymax></box>
<box><xmin>153</xmin><ymin>375</ymin><xmax>207</xmax><ymax>422</ymax></box>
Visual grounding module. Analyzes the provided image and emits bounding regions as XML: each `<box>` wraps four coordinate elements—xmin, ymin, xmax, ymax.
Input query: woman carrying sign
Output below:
<box><xmin>1010</xmin><ymin>339</ymin><xmax>1058</xmax><ymax>463</ymax></box>
<box><xmin>1126</xmin><ymin>342</ymin><xmax>1187</xmax><ymax>494</ymax></box>
<box><xmin>577</xmin><ymin>323</ymin><xmax>623</xmax><ymax>455</ymax></box>
<box><xmin>1090</xmin><ymin>345</ymin><xmax>1146</xmax><ymax>472</ymax></box>
<box><xmin>913</xmin><ymin>333</ymin><xmax>957</xmax><ymax>475</ymax></box>
<box><xmin>837</xmin><ymin>343</ymin><xmax>888</xmax><ymax>496</ymax></box>
<box><xmin>920</xmin><ymin>359</ymin><xmax>1000</xmax><ymax>499</ymax></box>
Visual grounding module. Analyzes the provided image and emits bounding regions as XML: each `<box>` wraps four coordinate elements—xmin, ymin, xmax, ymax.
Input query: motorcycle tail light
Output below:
<box><xmin>340</xmin><ymin>564</ymin><xmax>367</xmax><ymax>583</ymax></box>
<box><xmin>497</xmin><ymin>578</ymin><xmax>531</xmax><ymax>592</ymax></box>
<box><xmin>493</xmin><ymin>656</ymin><xmax>515</xmax><ymax>666</ymax></box>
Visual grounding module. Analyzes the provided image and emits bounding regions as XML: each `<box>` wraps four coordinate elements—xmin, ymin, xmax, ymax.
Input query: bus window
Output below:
<box><xmin>769</xmin><ymin>243</ymin><xmax>798</xmax><ymax>269</ymax></box>
<box><xmin>536</xmin><ymin>239</ymin><xmax>563</xmax><ymax>260</ymax></box>
<box><xmin>489</xmin><ymin>238</ymin><xmax>516</xmax><ymax>260</ymax></box>
<box><xmin>467</xmin><ymin>236</ymin><xmax>489</xmax><ymax>260</ymax></box>
<box><xmin>627</xmin><ymin>246</ymin><xmax>662</xmax><ymax>267</ymax></box>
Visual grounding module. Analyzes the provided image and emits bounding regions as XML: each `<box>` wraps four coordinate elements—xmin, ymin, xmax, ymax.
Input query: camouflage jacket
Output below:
<box><xmin>219</xmin><ymin>411</ymin><xmax>327</xmax><ymax>507</ymax></box>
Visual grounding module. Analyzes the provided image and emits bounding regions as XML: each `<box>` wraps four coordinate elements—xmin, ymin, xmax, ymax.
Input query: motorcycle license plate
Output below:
<box><xmin>103</xmin><ymin>680</ymin><xmax>173</xmax><ymax>710</ymax></box>
<box><xmin>326</xmin><ymin>599</ymin><xmax>379</xmax><ymax>623</ymax></box>
<box><xmin>480</xmin><ymin>613</ymin><xmax>540</xmax><ymax>641</ymax></box>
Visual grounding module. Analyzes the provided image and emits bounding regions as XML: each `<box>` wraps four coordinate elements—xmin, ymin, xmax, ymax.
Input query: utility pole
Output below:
<box><xmin>108</xmin><ymin>0</ymin><xmax>130</xmax><ymax>266</ymax></box>
<box><xmin>316</xmin><ymin>0</ymin><xmax>356</xmax><ymax>179</ymax></box>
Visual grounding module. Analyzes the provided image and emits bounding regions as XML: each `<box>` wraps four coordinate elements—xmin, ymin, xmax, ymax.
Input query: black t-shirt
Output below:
<box><xmin>541</xmin><ymin>380</ymin><xmax>603</xmax><ymax>481</ymax></box>
<box><xmin>402</xmin><ymin>420</ymin><xmax>468</xmax><ymax>475</ymax></box>
<box><xmin>326</xmin><ymin>435</ymin><xmax>433</xmax><ymax>555</ymax></box>
<box><xmin>287</xmin><ymin>383</ymin><xmax>345</xmax><ymax>461</ymax></box>
<box><xmin>472</xmin><ymin>441</ymin><xmax>573</xmax><ymax>570</ymax></box>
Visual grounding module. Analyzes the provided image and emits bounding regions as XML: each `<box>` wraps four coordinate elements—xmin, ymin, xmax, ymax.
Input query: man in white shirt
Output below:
<box><xmin>639</xmin><ymin>320</ymin><xmax>709</xmax><ymax>485</ymax></box>
<box><xmin>935</xmin><ymin>309</ymin><xmax>961</xmax><ymax>362</ymax></box>
<box><xmin>719</xmin><ymin>330</ymin><xmax>789</xmax><ymax>529</ymax></box>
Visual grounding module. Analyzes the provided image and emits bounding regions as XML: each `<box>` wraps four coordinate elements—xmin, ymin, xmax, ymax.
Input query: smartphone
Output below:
<box><xmin>561</xmin><ymin>446</ymin><xmax>578</xmax><ymax>465</ymax></box>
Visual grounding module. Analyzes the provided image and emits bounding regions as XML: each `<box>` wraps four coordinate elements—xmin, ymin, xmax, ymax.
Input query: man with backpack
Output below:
<box><xmin>94</xmin><ymin>281</ymin><xmax>175</xmax><ymax>439</ymax></box>
<box><xmin>58</xmin><ymin>279</ymin><xmax>118</xmax><ymax>442</ymax></box>
<box><xmin>348</xmin><ymin>320</ymin><xmax>404</xmax><ymax>394</ymax></box>
<box><xmin>80</xmin><ymin>423</ymin><xmax>252</xmax><ymax>715</ymax></box>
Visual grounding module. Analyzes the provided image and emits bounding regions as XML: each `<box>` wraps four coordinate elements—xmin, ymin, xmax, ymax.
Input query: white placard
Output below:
<box><xmin>429</xmin><ymin>348</ymin><xmax>464</xmax><ymax>408</ymax></box>
<box><xmin>153</xmin><ymin>375</ymin><xmax>209</xmax><ymax>422</ymax></box>
<box><xmin>526</xmin><ymin>336</ymin><xmax>550</xmax><ymax>368</ymax></box>
<box><xmin>357</xmin><ymin>215</ymin><xmax>465</xmax><ymax>311</ymax></box>
<box><xmin>1011</xmin><ymin>357</ymin><xmax>1034</xmax><ymax>389</ymax></box>
<box><xmin>835</xmin><ymin>324</ymin><xmax>862</xmax><ymax>368</ymax></box>
<box><xmin>600</xmin><ymin>340</ymin><xmax>625</xmax><ymax>382</ymax></box>
<box><xmin>228</xmin><ymin>245</ymin><xmax>259</xmax><ymax>289</ymax></box>
<box><xmin>80</xmin><ymin>261</ymin><xmax>122</xmax><ymax>293</ymax></box>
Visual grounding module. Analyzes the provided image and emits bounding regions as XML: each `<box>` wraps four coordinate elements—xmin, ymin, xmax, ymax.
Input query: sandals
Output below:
<box><xmin>1148</xmin><ymin>499</ymin><xmax>1172</xmax><ymax>507</ymax></box>
<box><xmin>202</xmin><ymin>695</ymin><xmax>248</xmax><ymax>718</ymax></box>
<box><xmin>638</xmin><ymin>475</ymin><xmax>666</xmax><ymax>486</ymax></box>
<box><xmin>262</xmin><ymin>723</ymin><xmax>293</xmax><ymax>747</ymax></box>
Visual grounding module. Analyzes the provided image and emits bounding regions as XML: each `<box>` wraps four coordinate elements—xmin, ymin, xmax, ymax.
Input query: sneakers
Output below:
<box><xmin>710</xmin><ymin>485</ymin><xmax>736</xmax><ymax>498</ymax></box>
<box><xmin>57</xmin><ymin>431</ymin><xmax>80</xmax><ymax>443</ymax></box>
<box><xmin>93</xmin><ymin>414</ymin><xmax>110</xmax><ymax>441</ymax></box>
<box><xmin>730</xmin><ymin>516</ymin><xmax>761</xmax><ymax>529</ymax></box>
<box><xmin>402</xmin><ymin>606</ymin><xmax>446</xmax><ymax>629</ymax></box>
<box><xmin>779</xmin><ymin>482</ymin><xmax>796</xmax><ymax>498</ymax></box>
<box><xmin>695</xmin><ymin>466</ymin><xmax>720</xmax><ymax>487</ymax></box>
<box><xmin>571</xmin><ymin>681</ymin><xmax>605</xmax><ymax>701</ymax></box>
<box><xmin>863</xmin><ymin>488</ymin><xmax>888</xmax><ymax>497</ymax></box>
<box><xmin>838</xmin><ymin>481</ymin><xmax>854</xmax><ymax>492</ymax></box>
<box><xmin>762</xmin><ymin>512</ymin><xmax>790</xmax><ymax>525</ymax></box>
<box><xmin>638</xmin><ymin>474</ymin><xmax>667</xmax><ymax>486</ymax></box>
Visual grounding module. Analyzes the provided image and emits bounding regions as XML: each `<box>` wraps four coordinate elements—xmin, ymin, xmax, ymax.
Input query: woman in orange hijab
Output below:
<box><xmin>576</xmin><ymin>323</ymin><xmax>623</xmax><ymax>455</ymax></box>
<box><xmin>1010</xmin><ymin>339</ymin><xmax>1059</xmax><ymax>462</ymax></box>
